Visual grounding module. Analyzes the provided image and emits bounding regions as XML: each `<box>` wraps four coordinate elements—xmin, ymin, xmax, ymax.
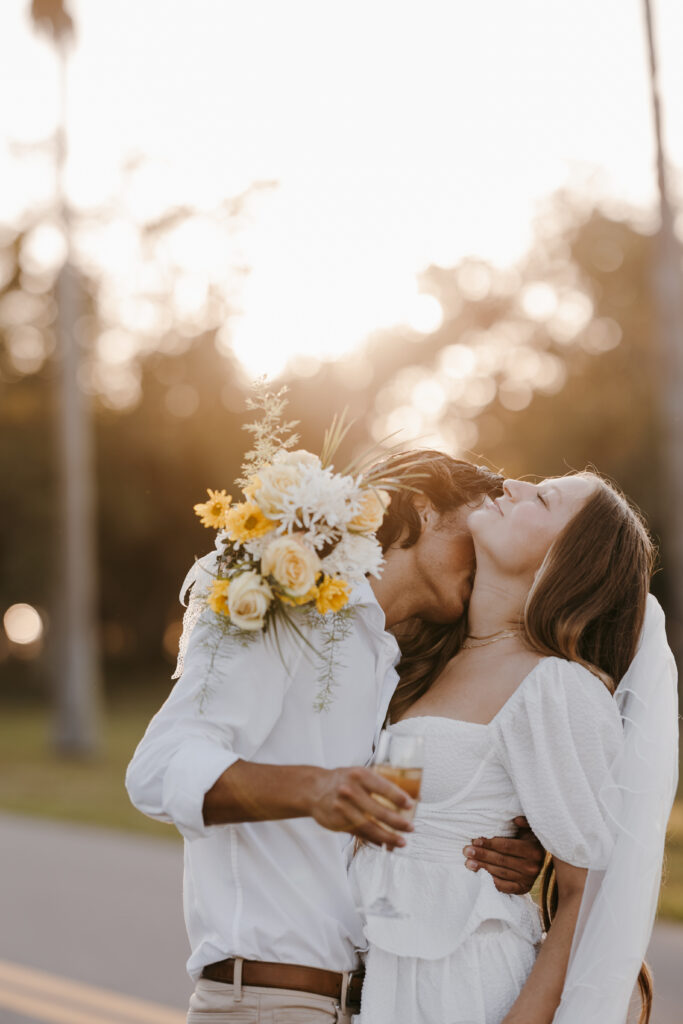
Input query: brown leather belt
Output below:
<box><xmin>201</xmin><ymin>958</ymin><xmax>364</xmax><ymax>1013</ymax></box>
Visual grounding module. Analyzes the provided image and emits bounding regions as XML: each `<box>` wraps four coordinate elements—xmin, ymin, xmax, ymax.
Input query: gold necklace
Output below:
<box><xmin>462</xmin><ymin>630</ymin><xmax>520</xmax><ymax>650</ymax></box>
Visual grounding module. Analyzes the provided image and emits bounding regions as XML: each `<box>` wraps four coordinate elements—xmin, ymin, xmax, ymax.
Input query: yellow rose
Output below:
<box><xmin>227</xmin><ymin>571</ymin><xmax>272</xmax><ymax>631</ymax></box>
<box><xmin>348</xmin><ymin>489</ymin><xmax>391</xmax><ymax>534</ymax></box>
<box><xmin>315</xmin><ymin>576</ymin><xmax>351</xmax><ymax>615</ymax></box>
<box><xmin>253</xmin><ymin>463</ymin><xmax>302</xmax><ymax>519</ymax></box>
<box><xmin>261</xmin><ymin>536</ymin><xmax>321</xmax><ymax>597</ymax></box>
<box><xmin>208</xmin><ymin>578</ymin><xmax>231</xmax><ymax>615</ymax></box>
<box><xmin>225</xmin><ymin>502</ymin><xmax>276</xmax><ymax>542</ymax></box>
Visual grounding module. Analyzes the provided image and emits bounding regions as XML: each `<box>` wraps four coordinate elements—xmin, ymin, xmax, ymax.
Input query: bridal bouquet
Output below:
<box><xmin>191</xmin><ymin>383</ymin><xmax>407</xmax><ymax>641</ymax></box>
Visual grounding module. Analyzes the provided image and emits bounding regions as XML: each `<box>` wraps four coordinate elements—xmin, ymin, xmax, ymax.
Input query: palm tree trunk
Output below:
<box><xmin>31</xmin><ymin>3</ymin><xmax>103</xmax><ymax>754</ymax></box>
<box><xmin>643</xmin><ymin>0</ymin><xmax>683</xmax><ymax>665</ymax></box>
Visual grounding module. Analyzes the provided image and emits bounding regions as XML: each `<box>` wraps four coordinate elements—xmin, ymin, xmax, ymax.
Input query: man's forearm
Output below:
<box><xmin>202</xmin><ymin>759</ymin><xmax>416</xmax><ymax>847</ymax></box>
<box><xmin>203</xmin><ymin>760</ymin><xmax>324</xmax><ymax>825</ymax></box>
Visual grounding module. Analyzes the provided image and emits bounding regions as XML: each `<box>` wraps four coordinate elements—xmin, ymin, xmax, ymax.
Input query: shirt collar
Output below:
<box><xmin>349</xmin><ymin>576</ymin><xmax>401</xmax><ymax>662</ymax></box>
<box><xmin>348</xmin><ymin>575</ymin><xmax>384</xmax><ymax>617</ymax></box>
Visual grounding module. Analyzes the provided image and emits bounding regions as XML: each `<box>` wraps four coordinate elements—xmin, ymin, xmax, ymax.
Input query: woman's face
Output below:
<box><xmin>467</xmin><ymin>475</ymin><xmax>598</xmax><ymax>576</ymax></box>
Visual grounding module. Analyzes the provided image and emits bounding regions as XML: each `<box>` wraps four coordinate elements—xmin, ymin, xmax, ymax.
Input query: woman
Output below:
<box><xmin>351</xmin><ymin>472</ymin><xmax>675</xmax><ymax>1024</ymax></box>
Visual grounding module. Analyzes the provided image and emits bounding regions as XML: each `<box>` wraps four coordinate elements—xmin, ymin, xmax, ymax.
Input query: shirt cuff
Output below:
<box><xmin>161</xmin><ymin>737</ymin><xmax>239</xmax><ymax>841</ymax></box>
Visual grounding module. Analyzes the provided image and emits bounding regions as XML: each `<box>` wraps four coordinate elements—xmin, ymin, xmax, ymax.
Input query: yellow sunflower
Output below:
<box><xmin>225</xmin><ymin>502</ymin><xmax>277</xmax><ymax>542</ymax></box>
<box><xmin>194</xmin><ymin>489</ymin><xmax>232</xmax><ymax>529</ymax></box>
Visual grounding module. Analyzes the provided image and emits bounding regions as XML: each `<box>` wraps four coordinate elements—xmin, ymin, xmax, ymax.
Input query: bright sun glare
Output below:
<box><xmin>1</xmin><ymin>0</ymin><xmax>682</xmax><ymax>379</ymax></box>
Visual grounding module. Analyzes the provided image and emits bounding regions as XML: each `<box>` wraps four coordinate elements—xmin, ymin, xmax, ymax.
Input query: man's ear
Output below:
<box><xmin>413</xmin><ymin>495</ymin><xmax>438</xmax><ymax>527</ymax></box>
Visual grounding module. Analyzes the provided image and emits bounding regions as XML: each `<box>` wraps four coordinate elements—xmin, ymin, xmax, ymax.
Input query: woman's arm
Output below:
<box><xmin>502</xmin><ymin>857</ymin><xmax>586</xmax><ymax>1024</ymax></box>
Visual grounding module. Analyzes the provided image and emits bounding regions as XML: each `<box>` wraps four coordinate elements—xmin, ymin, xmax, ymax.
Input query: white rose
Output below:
<box><xmin>323</xmin><ymin>532</ymin><xmax>385</xmax><ymax>581</ymax></box>
<box><xmin>227</xmin><ymin>571</ymin><xmax>272</xmax><ymax>631</ymax></box>
<box><xmin>261</xmin><ymin>535</ymin><xmax>321</xmax><ymax>597</ymax></box>
<box><xmin>253</xmin><ymin>463</ymin><xmax>303</xmax><ymax>519</ymax></box>
<box><xmin>273</xmin><ymin>448</ymin><xmax>321</xmax><ymax>468</ymax></box>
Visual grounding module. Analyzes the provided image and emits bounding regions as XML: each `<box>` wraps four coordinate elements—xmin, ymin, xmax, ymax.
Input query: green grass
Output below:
<box><xmin>0</xmin><ymin>700</ymin><xmax>682</xmax><ymax>922</ymax></box>
<box><xmin>0</xmin><ymin>693</ymin><xmax>180</xmax><ymax>841</ymax></box>
<box><xmin>661</xmin><ymin>802</ymin><xmax>683</xmax><ymax>921</ymax></box>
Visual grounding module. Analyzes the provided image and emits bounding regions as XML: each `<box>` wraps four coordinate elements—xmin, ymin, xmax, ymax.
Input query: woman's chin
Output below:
<box><xmin>467</xmin><ymin>505</ymin><xmax>500</xmax><ymax>536</ymax></box>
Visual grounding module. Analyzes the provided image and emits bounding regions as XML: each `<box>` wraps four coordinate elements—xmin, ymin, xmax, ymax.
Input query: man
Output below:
<box><xmin>126</xmin><ymin>451</ymin><xmax>544</xmax><ymax>1023</ymax></box>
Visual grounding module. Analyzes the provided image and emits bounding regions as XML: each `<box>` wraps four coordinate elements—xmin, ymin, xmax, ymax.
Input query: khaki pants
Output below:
<box><xmin>186</xmin><ymin>977</ymin><xmax>354</xmax><ymax>1023</ymax></box>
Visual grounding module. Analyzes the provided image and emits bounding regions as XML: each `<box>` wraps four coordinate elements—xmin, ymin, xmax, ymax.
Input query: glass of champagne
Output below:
<box><xmin>361</xmin><ymin>730</ymin><xmax>424</xmax><ymax>919</ymax></box>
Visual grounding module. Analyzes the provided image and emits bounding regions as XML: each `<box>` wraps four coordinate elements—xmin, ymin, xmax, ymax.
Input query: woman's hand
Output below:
<box><xmin>462</xmin><ymin>816</ymin><xmax>545</xmax><ymax>894</ymax></box>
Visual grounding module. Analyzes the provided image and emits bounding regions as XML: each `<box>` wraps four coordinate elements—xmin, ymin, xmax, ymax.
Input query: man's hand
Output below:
<box><xmin>462</xmin><ymin>816</ymin><xmax>545</xmax><ymax>895</ymax></box>
<box><xmin>310</xmin><ymin>766</ymin><xmax>414</xmax><ymax>849</ymax></box>
<box><xmin>202</xmin><ymin>760</ymin><xmax>414</xmax><ymax>846</ymax></box>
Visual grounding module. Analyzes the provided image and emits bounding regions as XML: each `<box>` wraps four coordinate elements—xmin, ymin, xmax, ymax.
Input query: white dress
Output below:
<box><xmin>349</xmin><ymin>656</ymin><xmax>625</xmax><ymax>1024</ymax></box>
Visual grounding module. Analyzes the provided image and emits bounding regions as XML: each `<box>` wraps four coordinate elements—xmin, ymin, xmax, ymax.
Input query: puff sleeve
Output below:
<box><xmin>491</xmin><ymin>657</ymin><xmax>624</xmax><ymax>869</ymax></box>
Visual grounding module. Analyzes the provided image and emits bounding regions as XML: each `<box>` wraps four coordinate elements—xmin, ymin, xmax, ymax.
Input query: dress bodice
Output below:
<box><xmin>350</xmin><ymin>657</ymin><xmax>624</xmax><ymax>961</ymax></box>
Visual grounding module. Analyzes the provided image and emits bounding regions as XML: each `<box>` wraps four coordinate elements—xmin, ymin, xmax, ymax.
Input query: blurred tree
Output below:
<box><xmin>1</xmin><ymin>198</ymin><xmax>679</xmax><ymax>703</ymax></box>
<box><xmin>30</xmin><ymin>0</ymin><xmax>73</xmax><ymax>37</ymax></box>
<box><xmin>30</xmin><ymin>0</ymin><xmax>103</xmax><ymax>754</ymax></box>
<box><xmin>347</xmin><ymin>204</ymin><xmax>676</xmax><ymax>632</ymax></box>
<box><xmin>643</xmin><ymin>0</ymin><xmax>683</xmax><ymax>661</ymax></box>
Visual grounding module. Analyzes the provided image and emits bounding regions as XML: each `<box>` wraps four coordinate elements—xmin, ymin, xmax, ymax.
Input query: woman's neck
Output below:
<box><xmin>466</xmin><ymin>565</ymin><xmax>530</xmax><ymax>638</ymax></box>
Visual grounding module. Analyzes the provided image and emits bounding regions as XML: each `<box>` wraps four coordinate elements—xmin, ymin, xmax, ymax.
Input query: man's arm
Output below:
<box><xmin>462</xmin><ymin>816</ymin><xmax>545</xmax><ymax>895</ymax></box>
<box><xmin>203</xmin><ymin>759</ymin><xmax>414</xmax><ymax>848</ymax></box>
<box><xmin>126</xmin><ymin>562</ymin><xmax>413</xmax><ymax>845</ymax></box>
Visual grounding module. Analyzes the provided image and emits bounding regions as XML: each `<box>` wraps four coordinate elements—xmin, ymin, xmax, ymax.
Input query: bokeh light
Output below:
<box><xmin>3</xmin><ymin>603</ymin><xmax>43</xmax><ymax>645</ymax></box>
<box><xmin>407</xmin><ymin>294</ymin><xmax>444</xmax><ymax>334</ymax></box>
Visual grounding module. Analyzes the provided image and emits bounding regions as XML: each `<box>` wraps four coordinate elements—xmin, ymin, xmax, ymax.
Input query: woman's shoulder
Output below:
<box><xmin>493</xmin><ymin>655</ymin><xmax>621</xmax><ymax>730</ymax></box>
<box><xmin>528</xmin><ymin>655</ymin><xmax>615</xmax><ymax>699</ymax></box>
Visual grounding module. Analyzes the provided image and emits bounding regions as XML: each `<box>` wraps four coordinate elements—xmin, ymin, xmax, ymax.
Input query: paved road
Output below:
<box><xmin>0</xmin><ymin>813</ymin><xmax>681</xmax><ymax>1023</ymax></box>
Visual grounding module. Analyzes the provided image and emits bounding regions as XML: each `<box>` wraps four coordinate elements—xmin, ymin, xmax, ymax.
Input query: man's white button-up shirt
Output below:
<box><xmin>125</xmin><ymin>553</ymin><xmax>400</xmax><ymax>980</ymax></box>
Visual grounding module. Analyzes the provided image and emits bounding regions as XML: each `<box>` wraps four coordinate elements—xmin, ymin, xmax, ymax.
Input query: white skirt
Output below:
<box><xmin>358</xmin><ymin>919</ymin><xmax>539</xmax><ymax>1024</ymax></box>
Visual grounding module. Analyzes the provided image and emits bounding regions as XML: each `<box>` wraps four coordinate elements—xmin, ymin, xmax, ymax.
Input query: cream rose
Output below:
<box><xmin>253</xmin><ymin>463</ymin><xmax>302</xmax><ymax>519</ymax></box>
<box><xmin>348</xmin><ymin>489</ymin><xmax>391</xmax><ymax>534</ymax></box>
<box><xmin>227</xmin><ymin>571</ymin><xmax>272</xmax><ymax>631</ymax></box>
<box><xmin>261</xmin><ymin>535</ymin><xmax>321</xmax><ymax>597</ymax></box>
<box><xmin>273</xmin><ymin>448</ymin><xmax>320</xmax><ymax>468</ymax></box>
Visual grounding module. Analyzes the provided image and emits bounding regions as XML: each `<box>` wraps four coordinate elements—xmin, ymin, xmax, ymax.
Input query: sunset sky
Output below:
<box><xmin>1</xmin><ymin>0</ymin><xmax>682</xmax><ymax>376</ymax></box>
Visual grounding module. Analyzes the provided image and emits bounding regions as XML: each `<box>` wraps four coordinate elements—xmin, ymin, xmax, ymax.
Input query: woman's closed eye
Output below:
<box><xmin>537</xmin><ymin>492</ymin><xmax>549</xmax><ymax>508</ymax></box>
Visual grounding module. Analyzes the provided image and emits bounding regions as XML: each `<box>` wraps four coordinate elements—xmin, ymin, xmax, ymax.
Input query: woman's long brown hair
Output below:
<box><xmin>391</xmin><ymin>471</ymin><xmax>655</xmax><ymax>1022</ymax></box>
<box><xmin>530</xmin><ymin>475</ymin><xmax>655</xmax><ymax>1023</ymax></box>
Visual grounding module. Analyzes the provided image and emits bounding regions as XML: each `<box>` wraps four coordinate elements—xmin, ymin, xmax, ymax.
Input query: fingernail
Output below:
<box><xmin>464</xmin><ymin>845</ymin><xmax>476</xmax><ymax>858</ymax></box>
<box><xmin>472</xmin><ymin>838</ymin><xmax>484</xmax><ymax>846</ymax></box>
<box><xmin>465</xmin><ymin>859</ymin><xmax>478</xmax><ymax>871</ymax></box>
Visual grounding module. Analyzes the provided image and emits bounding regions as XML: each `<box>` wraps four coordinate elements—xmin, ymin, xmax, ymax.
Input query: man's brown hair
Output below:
<box><xmin>374</xmin><ymin>450</ymin><xmax>504</xmax><ymax>722</ymax></box>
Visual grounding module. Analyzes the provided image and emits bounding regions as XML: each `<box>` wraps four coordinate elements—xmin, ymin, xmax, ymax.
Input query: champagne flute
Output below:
<box><xmin>360</xmin><ymin>730</ymin><xmax>424</xmax><ymax>919</ymax></box>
